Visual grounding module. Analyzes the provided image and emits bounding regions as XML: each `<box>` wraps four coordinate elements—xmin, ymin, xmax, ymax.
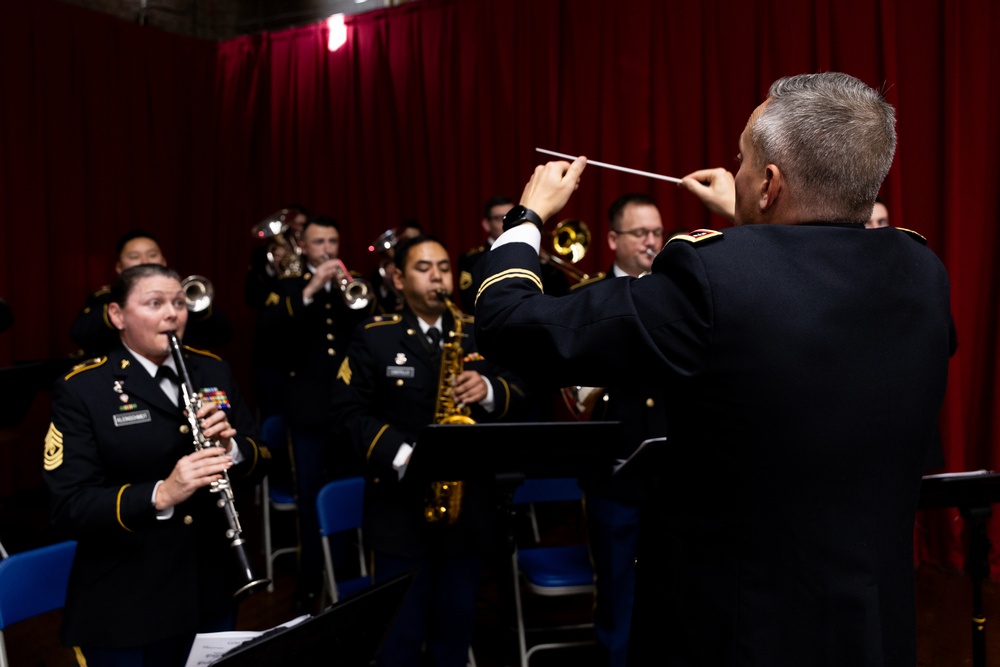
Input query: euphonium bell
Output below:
<box><xmin>180</xmin><ymin>275</ymin><xmax>214</xmax><ymax>314</ymax></box>
<box><xmin>251</xmin><ymin>209</ymin><xmax>302</xmax><ymax>278</ymax></box>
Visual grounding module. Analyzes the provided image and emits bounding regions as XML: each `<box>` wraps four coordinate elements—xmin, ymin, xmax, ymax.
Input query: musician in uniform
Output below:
<box><xmin>473</xmin><ymin>73</ymin><xmax>953</xmax><ymax>666</ymax></box>
<box><xmin>331</xmin><ymin>234</ymin><xmax>526</xmax><ymax>667</ymax></box>
<box><xmin>71</xmin><ymin>230</ymin><xmax>233</xmax><ymax>358</ymax></box>
<box><xmin>256</xmin><ymin>214</ymin><xmax>375</xmax><ymax>610</ymax></box>
<box><xmin>569</xmin><ymin>193</ymin><xmax>667</xmax><ymax>667</ymax></box>
<box><xmin>44</xmin><ymin>263</ymin><xmax>268</xmax><ymax>667</ymax></box>
<box><xmin>457</xmin><ymin>195</ymin><xmax>568</xmax><ymax>313</ymax></box>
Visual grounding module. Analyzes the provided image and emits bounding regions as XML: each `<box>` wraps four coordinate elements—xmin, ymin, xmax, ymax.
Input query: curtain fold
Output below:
<box><xmin>2</xmin><ymin>0</ymin><xmax>998</xmax><ymax>572</ymax></box>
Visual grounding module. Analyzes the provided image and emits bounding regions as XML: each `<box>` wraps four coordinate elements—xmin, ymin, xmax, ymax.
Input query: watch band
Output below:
<box><xmin>502</xmin><ymin>205</ymin><xmax>544</xmax><ymax>232</ymax></box>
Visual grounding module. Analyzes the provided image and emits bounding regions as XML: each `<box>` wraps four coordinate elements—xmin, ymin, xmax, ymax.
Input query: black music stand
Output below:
<box><xmin>920</xmin><ymin>470</ymin><xmax>1000</xmax><ymax>667</ymax></box>
<box><xmin>209</xmin><ymin>572</ymin><xmax>413</xmax><ymax>666</ymax></box>
<box><xmin>409</xmin><ymin>421</ymin><xmax>623</xmax><ymax>484</ymax></box>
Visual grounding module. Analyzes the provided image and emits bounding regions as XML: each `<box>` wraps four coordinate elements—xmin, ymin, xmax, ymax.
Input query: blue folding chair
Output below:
<box><xmin>0</xmin><ymin>540</ymin><xmax>76</xmax><ymax>667</ymax></box>
<box><xmin>260</xmin><ymin>415</ymin><xmax>298</xmax><ymax>592</ymax></box>
<box><xmin>316</xmin><ymin>476</ymin><xmax>371</xmax><ymax>604</ymax></box>
<box><xmin>510</xmin><ymin>478</ymin><xmax>595</xmax><ymax>667</ymax></box>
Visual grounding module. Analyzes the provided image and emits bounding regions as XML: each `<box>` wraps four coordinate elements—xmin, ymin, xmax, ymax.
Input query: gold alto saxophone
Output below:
<box><xmin>167</xmin><ymin>334</ymin><xmax>270</xmax><ymax>598</ymax></box>
<box><xmin>424</xmin><ymin>290</ymin><xmax>475</xmax><ymax>525</ymax></box>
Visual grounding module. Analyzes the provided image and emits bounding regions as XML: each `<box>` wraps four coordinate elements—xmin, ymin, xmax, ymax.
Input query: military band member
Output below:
<box><xmin>332</xmin><ymin>234</ymin><xmax>526</xmax><ymax>667</ymax></box>
<box><xmin>571</xmin><ymin>193</ymin><xmax>668</xmax><ymax>667</ymax></box>
<box><xmin>474</xmin><ymin>73</ymin><xmax>953</xmax><ymax>666</ymax></box>
<box><xmin>71</xmin><ymin>230</ymin><xmax>233</xmax><ymax>358</ymax></box>
<box><xmin>256</xmin><ymin>214</ymin><xmax>375</xmax><ymax>611</ymax></box>
<box><xmin>45</xmin><ymin>264</ymin><xmax>267</xmax><ymax>666</ymax></box>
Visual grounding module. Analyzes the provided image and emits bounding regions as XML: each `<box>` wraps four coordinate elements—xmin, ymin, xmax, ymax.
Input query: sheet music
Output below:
<box><xmin>184</xmin><ymin>615</ymin><xmax>309</xmax><ymax>667</ymax></box>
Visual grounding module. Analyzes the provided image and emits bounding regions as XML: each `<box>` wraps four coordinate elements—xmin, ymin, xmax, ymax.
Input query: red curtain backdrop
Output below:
<box><xmin>2</xmin><ymin>0</ymin><xmax>998</xmax><ymax>573</ymax></box>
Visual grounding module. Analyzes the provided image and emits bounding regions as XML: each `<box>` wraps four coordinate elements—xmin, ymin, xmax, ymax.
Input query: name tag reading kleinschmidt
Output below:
<box><xmin>113</xmin><ymin>410</ymin><xmax>151</xmax><ymax>427</ymax></box>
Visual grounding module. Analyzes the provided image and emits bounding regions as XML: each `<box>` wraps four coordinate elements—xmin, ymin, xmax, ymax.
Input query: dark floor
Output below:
<box><xmin>2</xmin><ymin>487</ymin><xmax>998</xmax><ymax>666</ymax></box>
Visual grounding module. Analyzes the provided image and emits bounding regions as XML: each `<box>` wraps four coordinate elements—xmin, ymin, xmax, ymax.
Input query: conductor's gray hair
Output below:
<box><xmin>748</xmin><ymin>72</ymin><xmax>896</xmax><ymax>224</ymax></box>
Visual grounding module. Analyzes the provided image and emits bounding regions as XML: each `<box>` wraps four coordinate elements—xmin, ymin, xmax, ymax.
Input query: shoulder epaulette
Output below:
<box><xmin>895</xmin><ymin>227</ymin><xmax>927</xmax><ymax>245</ymax></box>
<box><xmin>462</xmin><ymin>246</ymin><xmax>486</xmax><ymax>257</ymax></box>
<box><xmin>93</xmin><ymin>285</ymin><xmax>111</xmax><ymax>297</ymax></box>
<box><xmin>182</xmin><ymin>345</ymin><xmax>222</xmax><ymax>361</ymax></box>
<box><xmin>570</xmin><ymin>273</ymin><xmax>607</xmax><ymax>291</ymax></box>
<box><xmin>365</xmin><ymin>314</ymin><xmax>402</xmax><ymax>329</ymax></box>
<box><xmin>64</xmin><ymin>357</ymin><xmax>107</xmax><ymax>380</ymax></box>
<box><xmin>666</xmin><ymin>229</ymin><xmax>724</xmax><ymax>245</ymax></box>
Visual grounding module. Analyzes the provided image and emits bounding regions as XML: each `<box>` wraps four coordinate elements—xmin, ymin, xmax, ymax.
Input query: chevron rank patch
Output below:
<box><xmin>337</xmin><ymin>357</ymin><xmax>352</xmax><ymax>385</ymax></box>
<box><xmin>44</xmin><ymin>422</ymin><xmax>64</xmax><ymax>471</ymax></box>
<box><xmin>459</xmin><ymin>271</ymin><xmax>473</xmax><ymax>290</ymax></box>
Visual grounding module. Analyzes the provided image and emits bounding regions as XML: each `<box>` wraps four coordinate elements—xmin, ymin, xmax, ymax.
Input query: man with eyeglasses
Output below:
<box><xmin>570</xmin><ymin>193</ymin><xmax>667</xmax><ymax>667</ymax></box>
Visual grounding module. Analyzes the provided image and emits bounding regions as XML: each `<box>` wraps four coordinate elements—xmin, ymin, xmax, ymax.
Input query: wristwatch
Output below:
<box><xmin>502</xmin><ymin>205</ymin><xmax>544</xmax><ymax>232</ymax></box>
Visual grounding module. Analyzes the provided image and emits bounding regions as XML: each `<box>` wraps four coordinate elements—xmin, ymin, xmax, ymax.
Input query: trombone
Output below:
<box><xmin>540</xmin><ymin>218</ymin><xmax>598</xmax><ymax>283</ymax></box>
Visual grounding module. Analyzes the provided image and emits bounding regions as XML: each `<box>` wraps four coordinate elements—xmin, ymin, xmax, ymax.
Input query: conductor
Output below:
<box><xmin>473</xmin><ymin>72</ymin><xmax>953</xmax><ymax>666</ymax></box>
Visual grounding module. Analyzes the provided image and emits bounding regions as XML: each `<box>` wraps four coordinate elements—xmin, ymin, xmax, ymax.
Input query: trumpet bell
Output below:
<box><xmin>181</xmin><ymin>275</ymin><xmax>214</xmax><ymax>314</ymax></box>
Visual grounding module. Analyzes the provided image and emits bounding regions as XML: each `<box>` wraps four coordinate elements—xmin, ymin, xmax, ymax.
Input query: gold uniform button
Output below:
<box><xmin>183</xmin><ymin>515</ymin><xmax>193</xmax><ymax>525</ymax></box>
<box><xmin>325</xmin><ymin>303</ymin><xmax>332</xmax><ymax>310</ymax></box>
<box><xmin>327</xmin><ymin>348</ymin><xmax>336</xmax><ymax>356</ymax></box>
<box><xmin>396</xmin><ymin>379</ymin><xmax>404</xmax><ymax>386</ymax></box>
<box><xmin>326</xmin><ymin>318</ymin><xmax>333</xmax><ymax>325</ymax></box>
<box><xmin>406</xmin><ymin>329</ymin><xmax>416</xmax><ymax>335</ymax></box>
<box><xmin>645</xmin><ymin>398</ymin><xmax>655</xmax><ymax>408</ymax></box>
<box><xmin>179</xmin><ymin>425</ymin><xmax>190</xmax><ymax>435</ymax></box>
<box><xmin>326</xmin><ymin>333</ymin><xmax>334</xmax><ymax>341</ymax></box>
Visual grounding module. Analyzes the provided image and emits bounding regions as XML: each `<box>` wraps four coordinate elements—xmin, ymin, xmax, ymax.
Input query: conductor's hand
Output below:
<box><xmin>680</xmin><ymin>168</ymin><xmax>736</xmax><ymax>223</ymax></box>
<box><xmin>452</xmin><ymin>370</ymin><xmax>488</xmax><ymax>407</ymax></box>
<box><xmin>520</xmin><ymin>157</ymin><xmax>588</xmax><ymax>223</ymax></box>
<box><xmin>154</xmin><ymin>447</ymin><xmax>233</xmax><ymax>510</ymax></box>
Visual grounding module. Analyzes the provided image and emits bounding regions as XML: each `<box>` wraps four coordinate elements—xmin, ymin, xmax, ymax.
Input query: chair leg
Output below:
<box><xmin>262</xmin><ymin>479</ymin><xmax>275</xmax><ymax>593</ymax></box>
<box><xmin>512</xmin><ymin>550</ymin><xmax>529</xmax><ymax>667</ymax></box>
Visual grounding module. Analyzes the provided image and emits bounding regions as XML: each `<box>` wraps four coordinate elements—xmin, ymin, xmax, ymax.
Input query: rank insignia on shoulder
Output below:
<box><xmin>896</xmin><ymin>227</ymin><xmax>928</xmax><ymax>244</ymax></box>
<box><xmin>200</xmin><ymin>388</ymin><xmax>231</xmax><ymax>409</ymax></box>
<box><xmin>64</xmin><ymin>357</ymin><xmax>107</xmax><ymax>380</ymax></box>
<box><xmin>366</xmin><ymin>314</ymin><xmax>401</xmax><ymax>329</ymax></box>
<box><xmin>667</xmin><ymin>229</ymin><xmax>723</xmax><ymax>245</ymax></box>
<box><xmin>44</xmin><ymin>423</ymin><xmax>64</xmax><ymax>471</ymax></box>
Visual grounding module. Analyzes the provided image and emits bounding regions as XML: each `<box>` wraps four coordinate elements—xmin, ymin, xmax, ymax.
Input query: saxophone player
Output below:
<box><xmin>331</xmin><ymin>234</ymin><xmax>526</xmax><ymax>667</ymax></box>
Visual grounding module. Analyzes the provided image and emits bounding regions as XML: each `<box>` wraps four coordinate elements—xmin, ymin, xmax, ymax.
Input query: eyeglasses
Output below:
<box><xmin>613</xmin><ymin>227</ymin><xmax>663</xmax><ymax>239</ymax></box>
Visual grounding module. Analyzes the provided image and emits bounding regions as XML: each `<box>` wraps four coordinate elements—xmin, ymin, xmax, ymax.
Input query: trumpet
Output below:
<box><xmin>326</xmin><ymin>257</ymin><xmax>372</xmax><ymax>311</ymax></box>
<box><xmin>180</xmin><ymin>275</ymin><xmax>213</xmax><ymax>314</ymax></box>
<box><xmin>166</xmin><ymin>333</ymin><xmax>270</xmax><ymax>599</ymax></box>
<box><xmin>540</xmin><ymin>219</ymin><xmax>598</xmax><ymax>283</ymax></box>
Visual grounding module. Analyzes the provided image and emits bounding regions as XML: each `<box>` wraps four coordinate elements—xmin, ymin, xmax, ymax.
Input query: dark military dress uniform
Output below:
<box><xmin>570</xmin><ymin>269</ymin><xmax>668</xmax><ymax>667</ymax></box>
<box><xmin>332</xmin><ymin>306</ymin><xmax>525</xmax><ymax>666</ymax></box>
<box><xmin>458</xmin><ymin>242</ymin><xmax>569</xmax><ymax>314</ymax></box>
<box><xmin>475</xmin><ymin>223</ymin><xmax>952</xmax><ymax>667</ymax></box>
<box><xmin>43</xmin><ymin>345</ymin><xmax>267</xmax><ymax>652</ymax></box>
<box><xmin>256</xmin><ymin>267</ymin><xmax>375</xmax><ymax>597</ymax></box>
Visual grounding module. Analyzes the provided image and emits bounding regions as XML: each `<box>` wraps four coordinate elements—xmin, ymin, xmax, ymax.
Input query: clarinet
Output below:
<box><xmin>167</xmin><ymin>333</ymin><xmax>270</xmax><ymax>598</ymax></box>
